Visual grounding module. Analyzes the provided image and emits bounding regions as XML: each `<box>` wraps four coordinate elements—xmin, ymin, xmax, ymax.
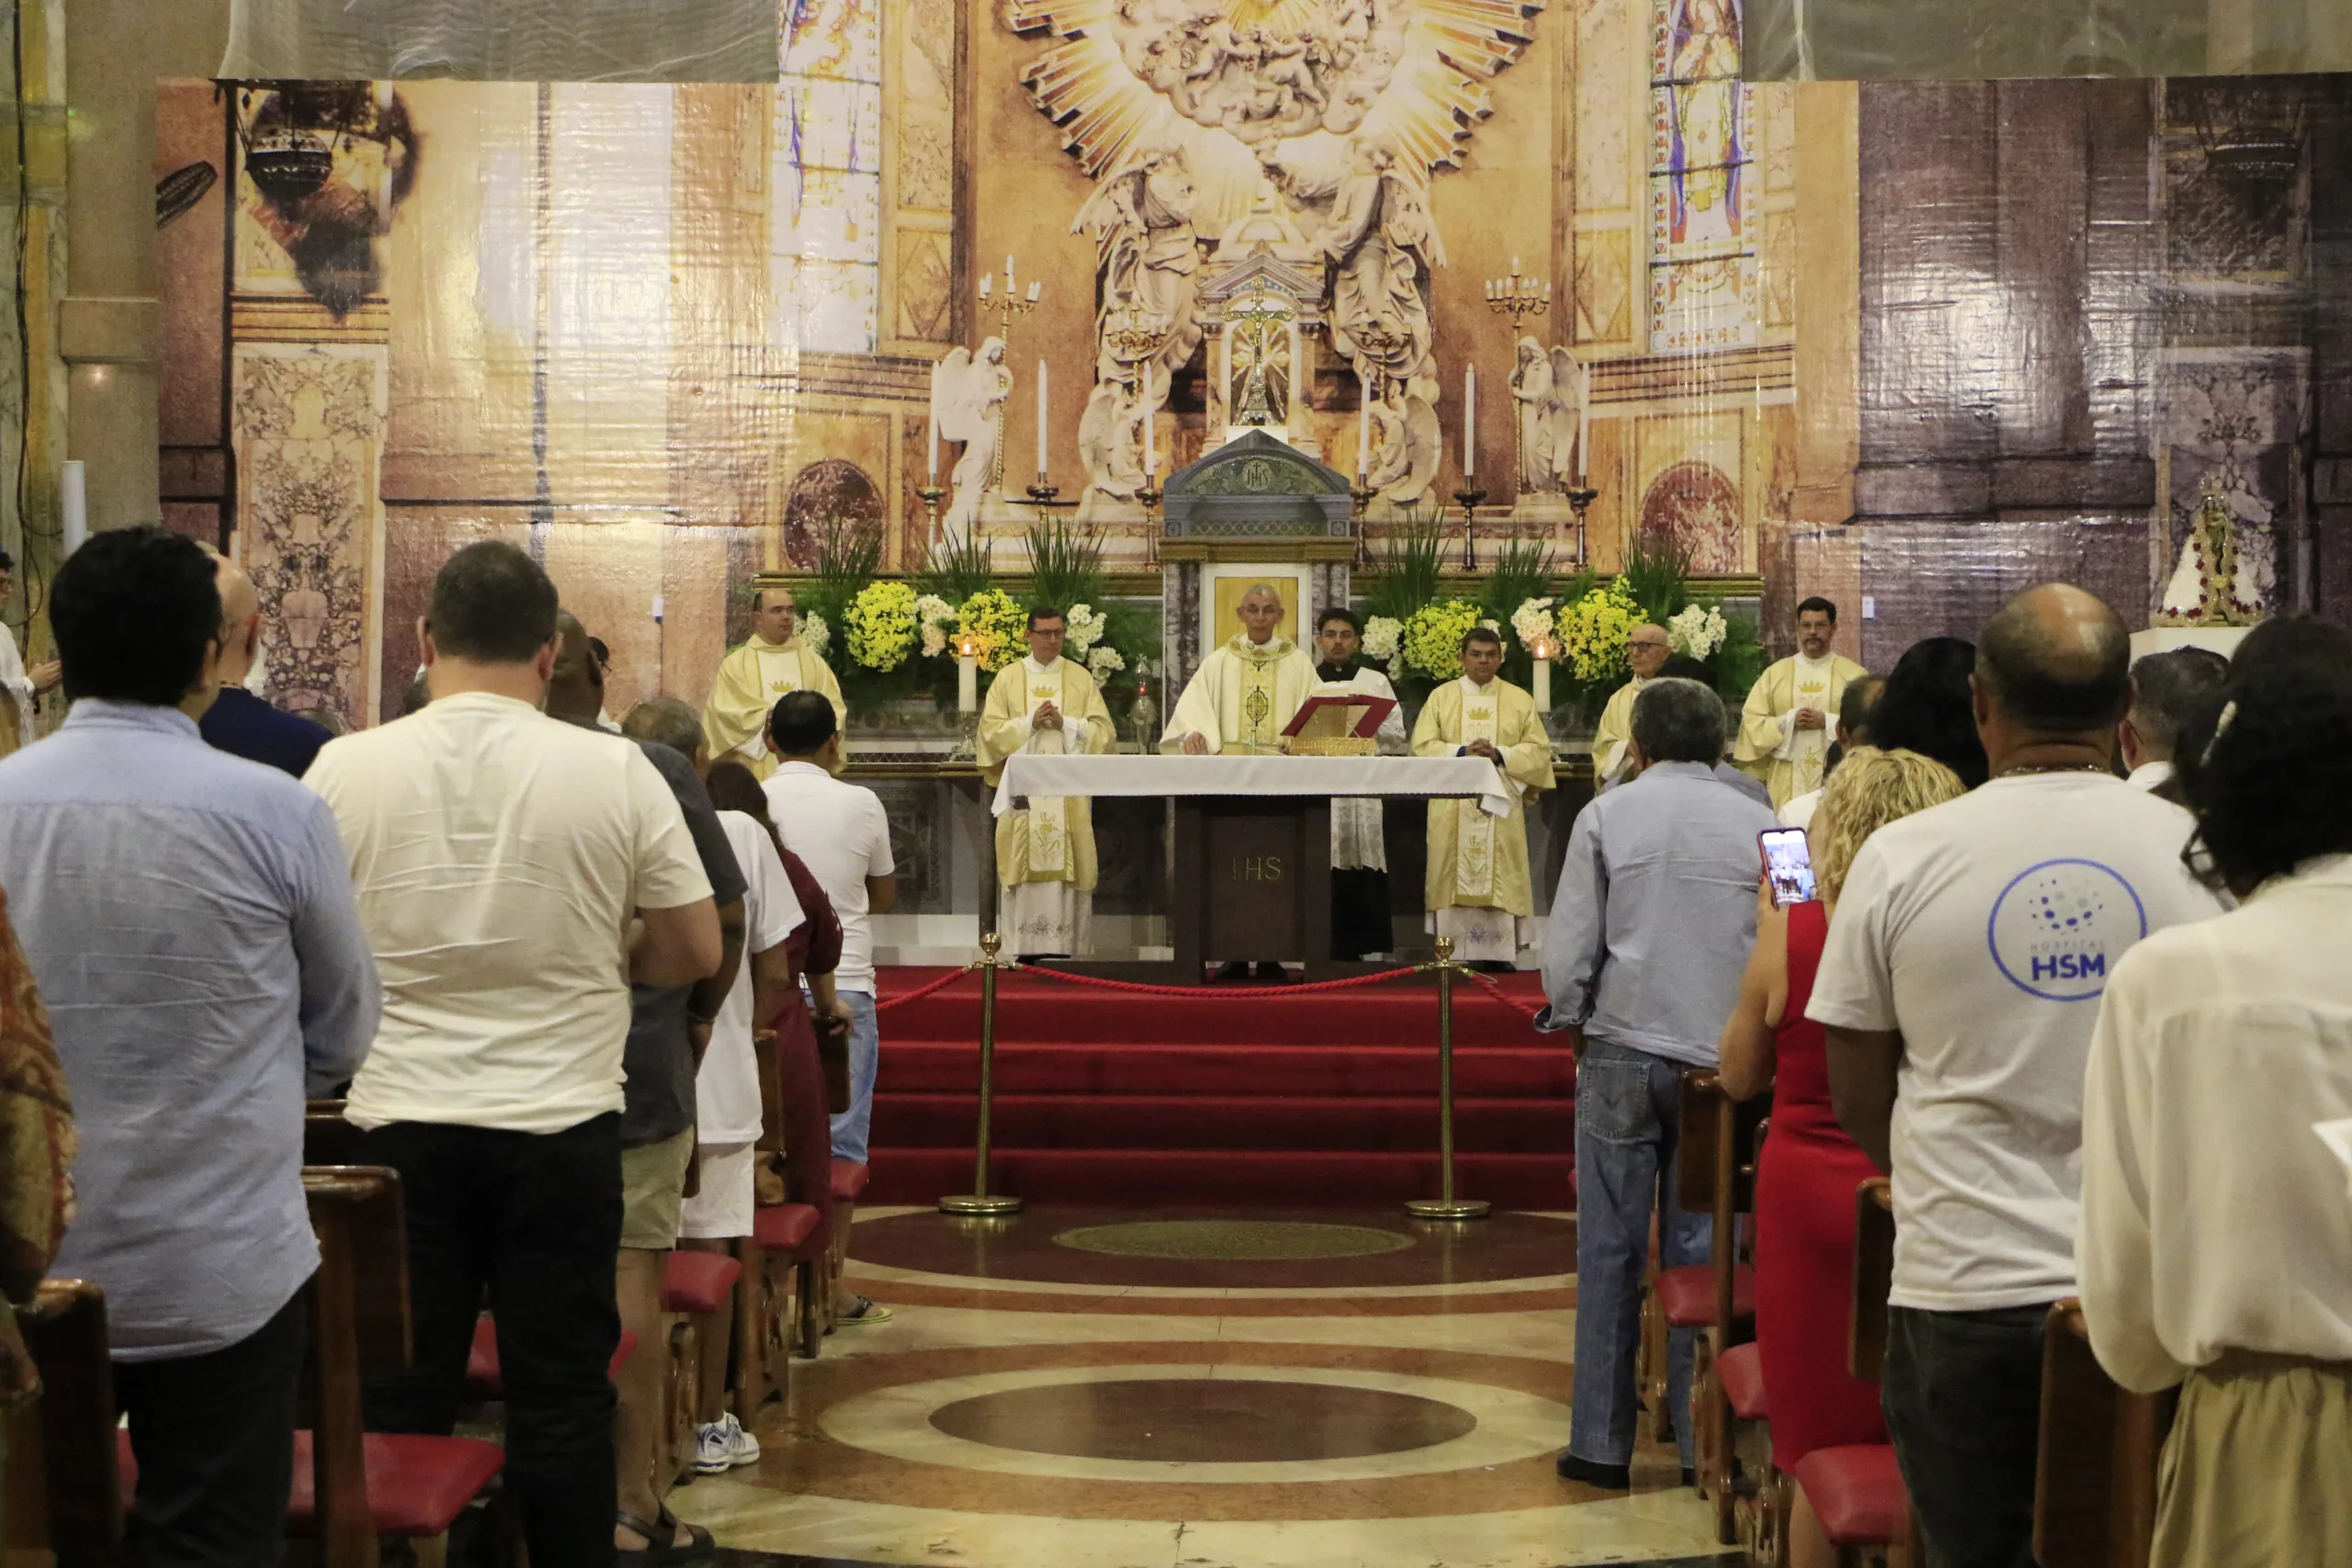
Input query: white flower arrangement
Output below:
<box><xmin>1361</xmin><ymin>615</ymin><xmax>1403</xmax><ymax>667</ymax></box>
<box><xmin>1510</xmin><ymin>596</ymin><xmax>1558</xmax><ymax>657</ymax></box>
<box><xmin>1064</xmin><ymin>602</ymin><xmax>1107</xmax><ymax>654</ymax></box>
<box><xmin>913</xmin><ymin>594</ymin><xmax>956</xmax><ymax>658</ymax></box>
<box><xmin>1084</xmin><ymin>644</ymin><xmax>1126</xmax><ymax>683</ymax></box>
<box><xmin>1667</xmin><ymin>603</ymin><xmax>1728</xmax><ymax>660</ymax></box>
<box><xmin>797</xmin><ymin>611</ymin><xmax>831</xmax><ymax>660</ymax></box>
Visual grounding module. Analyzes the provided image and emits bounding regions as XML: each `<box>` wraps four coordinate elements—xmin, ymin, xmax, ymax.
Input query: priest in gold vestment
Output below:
<box><xmin>1589</xmin><ymin>622</ymin><xmax>1671</xmax><ymax>790</ymax></box>
<box><xmin>1411</xmin><ymin>627</ymin><xmax>1555</xmax><ymax>968</ymax></box>
<box><xmin>1732</xmin><ymin>595</ymin><xmax>1866</xmax><ymax>808</ymax></box>
<box><xmin>702</xmin><ymin>585</ymin><xmax>846</xmax><ymax>777</ymax></box>
<box><xmin>978</xmin><ymin>608</ymin><xmax>1115</xmax><ymax>959</ymax></box>
<box><xmin>1159</xmin><ymin>583</ymin><xmax>1317</xmax><ymax>755</ymax></box>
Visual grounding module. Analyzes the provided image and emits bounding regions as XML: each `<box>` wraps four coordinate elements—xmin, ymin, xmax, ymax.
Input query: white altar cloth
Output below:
<box><xmin>993</xmin><ymin>753</ymin><xmax>1515</xmax><ymax>818</ymax></box>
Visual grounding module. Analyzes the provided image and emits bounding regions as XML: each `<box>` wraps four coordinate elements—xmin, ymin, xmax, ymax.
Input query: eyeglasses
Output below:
<box><xmin>1629</xmin><ymin>639</ymin><xmax>1668</xmax><ymax>651</ymax></box>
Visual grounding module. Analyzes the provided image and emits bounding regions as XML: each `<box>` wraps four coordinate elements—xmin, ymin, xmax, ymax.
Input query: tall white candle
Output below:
<box><xmin>958</xmin><ymin>648</ymin><xmax>978</xmax><ymax>714</ymax></box>
<box><xmin>1141</xmin><ymin>362</ymin><xmax>1156</xmax><ymax>480</ymax></box>
<box><xmin>927</xmin><ymin>408</ymin><xmax>939</xmax><ymax>481</ymax></box>
<box><xmin>1005</xmin><ymin>255</ymin><xmax>1015</xmax><ymax>292</ymax></box>
<box><xmin>1532</xmin><ymin>651</ymin><xmax>1552</xmax><ymax>715</ymax></box>
<box><xmin>1025</xmin><ymin>280</ymin><xmax>1041</xmax><ymax>303</ymax></box>
<box><xmin>1035</xmin><ymin>360</ymin><xmax>1049</xmax><ymax>478</ymax></box>
<box><xmin>978</xmin><ymin>273</ymin><xmax>991</xmax><ymax>299</ymax></box>
<box><xmin>1357</xmin><ymin>373</ymin><xmax>1371</xmax><ymax>479</ymax></box>
<box><xmin>61</xmin><ymin>460</ymin><xmax>86</xmax><ymax>558</ymax></box>
<box><xmin>1463</xmin><ymin>365</ymin><xmax>1476</xmax><ymax>478</ymax></box>
<box><xmin>1577</xmin><ymin>362</ymin><xmax>1593</xmax><ymax>482</ymax></box>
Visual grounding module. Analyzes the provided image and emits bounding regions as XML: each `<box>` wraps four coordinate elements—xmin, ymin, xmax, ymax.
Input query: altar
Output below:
<box><xmin>998</xmin><ymin>753</ymin><xmax>1513</xmax><ymax>983</ymax></box>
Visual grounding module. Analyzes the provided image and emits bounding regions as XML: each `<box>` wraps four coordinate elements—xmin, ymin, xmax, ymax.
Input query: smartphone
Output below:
<box><xmin>1758</xmin><ymin>827</ymin><xmax>1817</xmax><ymax>908</ymax></box>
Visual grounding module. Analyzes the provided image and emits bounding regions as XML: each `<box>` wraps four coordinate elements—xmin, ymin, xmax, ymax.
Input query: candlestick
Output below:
<box><xmin>1453</xmin><ymin>485</ymin><xmax>1487</xmax><ymax>572</ymax></box>
<box><xmin>1463</xmin><ymin>366</ymin><xmax>1476</xmax><ymax>478</ymax></box>
<box><xmin>1035</xmin><ymin>359</ymin><xmax>1048</xmax><ymax>479</ymax></box>
<box><xmin>958</xmin><ymin>646</ymin><xmax>978</xmax><ymax>714</ymax></box>
<box><xmin>1566</xmin><ymin>483</ymin><xmax>1598</xmax><ymax>570</ymax></box>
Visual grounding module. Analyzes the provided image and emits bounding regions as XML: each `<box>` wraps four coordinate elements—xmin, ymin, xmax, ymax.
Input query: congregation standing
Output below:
<box><xmin>0</xmin><ymin>522</ymin><xmax>2340</xmax><ymax>1568</ymax></box>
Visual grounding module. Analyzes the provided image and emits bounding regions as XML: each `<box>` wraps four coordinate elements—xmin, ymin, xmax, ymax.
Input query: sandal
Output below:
<box><xmin>616</xmin><ymin>1507</ymin><xmax>716</xmax><ymax>1565</ymax></box>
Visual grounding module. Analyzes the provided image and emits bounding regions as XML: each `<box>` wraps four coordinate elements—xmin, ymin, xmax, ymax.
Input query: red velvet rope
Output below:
<box><xmin>870</xmin><ymin>965</ymin><xmax>978</xmax><ymax>1012</ymax></box>
<box><xmin>1465</xmin><ymin>970</ymin><xmax>1546</xmax><ymax>1019</ymax></box>
<box><xmin>1015</xmin><ymin>964</ymin><xmax>1423</xmax><ymax>999</ymax></box>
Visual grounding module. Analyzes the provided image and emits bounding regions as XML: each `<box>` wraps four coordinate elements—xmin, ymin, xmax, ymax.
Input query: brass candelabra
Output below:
<box><xmin>1566</xmin><ymin>483</ymin><xmax>1598</xmax><ymax>569</ymax></box>
<box><xmin>1453</xmin><ymin>486</ymin><xmax>1487</xmax><ymax>571</ymax></box>
<box><xmin>1350</xmin><ymin>474</ymin><xmax>1379</xmax><ymax>570</ymax></box>
<box><xmin>977</xmin><ymin>263</ymin><xmax>1041</xmax><ymax>496</ymax></box>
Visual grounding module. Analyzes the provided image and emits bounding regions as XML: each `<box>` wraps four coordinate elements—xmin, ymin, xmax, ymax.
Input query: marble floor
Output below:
<box><xmin>671</xmin><ymin>1206</ymin><xmax>1733</xmax><ymax>1568</ymax></box>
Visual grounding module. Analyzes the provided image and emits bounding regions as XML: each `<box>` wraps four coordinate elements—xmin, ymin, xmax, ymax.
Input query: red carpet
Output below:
<box><xmin>868</xmin><ymin>967</ymin><xmax>1577</xmax><ymax>1208</ymax></box>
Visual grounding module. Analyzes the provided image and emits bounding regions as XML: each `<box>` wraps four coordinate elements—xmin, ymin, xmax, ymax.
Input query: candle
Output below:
<box><xmin>1511</xmin><ymin>254</ymin><xmax>1522</xmax><ymax>276</ymax></box>
<box><xmin>1141</xmin><ymin>361</ymin><xmax>1156</xmax><ymax>480</ymax></box>
<box><xmin>1356</xmin><ymin>372</ymin><xmax>1371</xmax><ymax>479</ymax></box>
<box><xmin>1025</xmin><ymin>280</ymin><xmax>1041</xmax><ymax>303</ymax></box>
<box><xmin>1577</xmin><ymin>361</ymin><xmax>1592</xmax><ymax>483</ymax></box>
<box><xmin>927</xmin><ymin>407</ymin><xmax>939</xmax><ymax>481</ymax></box>
<box><xmin>957</xmin><ymin>645</ymin><xmax>978</xmax><ymax>714</ymax></box>
<box><xmin>61</xmin><ymin>460</ymin><xmax>86</xmax><ymax>558</ymax></box>
<box><xmin>1035</xmin><ymin>359</ymin><xmax>1049</xmax><ymax>478</ymax></box>
<box><xmin>978</xmin><ymin>273</ymin><xmax>991</xmax><ymax>299</ymax></box>
<box><xmin>1532</xmin><ymin>648</ymin><xmax>1552</xmax><ymax>715</ymax></box>
<box><xmin>1005</xmin><ymin>254</ymin><xmax>1015</xmax><ymax>291</ymax></box>
<box><xmin>1463</xmin><ymin>365</ymin><xmax>1476</xmax><ymax>478</ymax></box>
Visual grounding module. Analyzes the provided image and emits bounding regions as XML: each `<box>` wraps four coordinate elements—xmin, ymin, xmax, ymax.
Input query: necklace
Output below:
<box><xmin>1997</xmin><ymin>762</ymin><xmax>2110</xmax><ymax>778</ymax></box>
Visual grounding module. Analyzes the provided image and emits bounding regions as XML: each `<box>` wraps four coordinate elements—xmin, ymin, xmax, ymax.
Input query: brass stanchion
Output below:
<box><xmin>1407</xmin><ymin>937</ymin><xmax>1491</xmax><ymax>1221</ymax></box>
<box><xmin>940</xmin><ymin>933</ymin><xmax>1024</xmax><ymax>1216</ymax></box>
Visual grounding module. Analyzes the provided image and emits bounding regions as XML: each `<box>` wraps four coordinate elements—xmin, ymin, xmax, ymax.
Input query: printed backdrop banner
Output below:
<box><xmin>222</xmin><ymin>0</ymin><xmax>781</xmax><ymax>82</ymax></box>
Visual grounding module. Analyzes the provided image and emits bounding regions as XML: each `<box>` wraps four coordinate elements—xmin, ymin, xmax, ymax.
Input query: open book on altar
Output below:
<box><xmin>1282</xmin><ymin>689</ymin><xmax>1397</xmax><ymax>755</ymax></box>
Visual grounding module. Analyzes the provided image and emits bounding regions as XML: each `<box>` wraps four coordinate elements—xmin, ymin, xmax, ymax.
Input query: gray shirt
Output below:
<box><xmin>1542</xmin><ymin>759</ymin><xmax>1778</xmax><ymax>1067</ymax></box>
<box><xmin>0</xmin><ymin>701</ymin><xmax>380</xmax><ymax>1359</ymax></box>
<box><xmin>622</xmin><ymin>741</ymin><xmax>746</xmax><ymax>1147</ymax></box>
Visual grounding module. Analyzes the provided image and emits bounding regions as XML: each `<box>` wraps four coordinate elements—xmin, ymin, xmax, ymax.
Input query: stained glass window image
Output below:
<box><xmin>1648</xmin><ymin>0</ymin><xmax>1758</xmax><ymax>353</ymax></box>
<box><xmin>774</xmin><ymin>0</ymin><xmax>885</xmax><ymax>354</ymax></box>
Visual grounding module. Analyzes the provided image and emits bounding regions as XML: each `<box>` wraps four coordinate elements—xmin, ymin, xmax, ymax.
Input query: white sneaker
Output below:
<box><xmin>694</xmin><ymin>1412</ymin><xmax>762</xmax><ymax>1474</ymax></box>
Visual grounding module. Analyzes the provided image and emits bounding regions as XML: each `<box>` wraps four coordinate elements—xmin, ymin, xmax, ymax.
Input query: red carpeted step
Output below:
<box><xmin>871</xmin><ymin>1093</ymin><xmax>1571</xmax><ymax>1154</ymax></box>
<box><xmin>876</xmin><ymin>1043</ymin><xmax>1578</xmax><ymax>1099</ymax></box>
<box><xmin>866</xmin><ymin>1147</ymin><xmax>1577</xmax><ymax>1209</ymax></box>
<box><xmin>877</xmin><ymin>973</ymin><xmax>1548</xmax><ymax>1049</ymax></box>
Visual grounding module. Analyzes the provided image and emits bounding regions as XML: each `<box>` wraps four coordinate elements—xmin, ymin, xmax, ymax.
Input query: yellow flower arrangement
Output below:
<box><xmin>1557</xmin><ymin>578</ymin><xmax>1643</xmax><ymax>682</ymax></box>
<box><xmin>844</xmin><ymin>580</ymin><xmax>918</xmax><ymax>671</ymax></box>
<box><xmin>1402</xmin><ymin>599</ymin><xmax>1483</xmax><ymax>681</ymax></box>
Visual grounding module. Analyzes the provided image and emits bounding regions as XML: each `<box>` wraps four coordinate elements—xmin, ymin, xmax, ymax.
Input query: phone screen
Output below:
<box><xmin>1759</xmin><ymin>827</ymin><xmax>1816</xmax><ymax>908</ymax></box>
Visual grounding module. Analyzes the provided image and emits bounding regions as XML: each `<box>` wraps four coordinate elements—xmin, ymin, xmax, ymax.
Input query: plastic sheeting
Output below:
<box><xmin>1745</xmin><ymin>0</ymin><xmax>2352</xmax><ymax>81</ymax></box>
<box><xmin>220</xmin><ymin>0</ymin><xmax>780</xmax><ymax>83</ymax></box>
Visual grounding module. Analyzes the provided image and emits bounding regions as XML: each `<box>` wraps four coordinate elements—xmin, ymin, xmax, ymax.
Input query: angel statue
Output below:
<box><xmin>930</xmin><ymin>338</ymin><xmax>1012</xmax><ymax>544</ymax></box>
<box><xmin>1316</xmin><ymin>133</ymin><xmax>1445</xmax><ymax>392</ymax></box>
<box><xmin>1076</xmin><ymin>377</ymin><xmax>1148</xmax><ymax>523</ymax></box>
<box><xmin>1510</xmin><ymin>339</ymin><xmax>1586</xmax><ymax>494</ymax></box>
<box><xmin>1074</xmin><ymin>134</ymin><xmax>1202</xmax><ymax>384</ymax></box>
<box><xmin>1367</xmin><ymin>376</ymin><xmax>1441</xmax><ymax>507</ymax></box>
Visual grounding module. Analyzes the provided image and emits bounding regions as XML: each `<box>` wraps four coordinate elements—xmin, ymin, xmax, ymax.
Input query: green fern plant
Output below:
<box><xmin>1620</xmin><ymin>536</ymin><xmax>1693</xmax><ymax>625</ymax></box>
<box><xmin>1362</xmin><ymin>510</ymin><xmax>1446</xmax><ymax>622</ymax></box>
<box><xmin>1023</xmin><ymin>518</ymin><xmax>1106</xmax><ymax>612</ymax></box>
<box><xmin>914</xmin><ymin>531</ymin><xmax>995</xmax><ymax>604</ymax></box>
<box><xmin>1479</xmin><ymin>534</ymin><xmax>1558</xmax><ymax>625</ymax></box>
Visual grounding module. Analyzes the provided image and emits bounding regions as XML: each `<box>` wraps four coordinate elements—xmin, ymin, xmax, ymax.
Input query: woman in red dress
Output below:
<box><xmin>1719</xmin><ymin>747</ymin><xmax>1964</xmax><ymax>1568</ymax></box>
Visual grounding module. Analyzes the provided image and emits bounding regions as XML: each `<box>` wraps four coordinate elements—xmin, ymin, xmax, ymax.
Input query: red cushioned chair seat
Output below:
<box><xmin>754</xmin><ymin>1201</ymin><xmax>823</xmax><ymax>1255</ymax></box>
<box><xmin>1655</xmin><ymin>1264</ymin><xmax>1755</xmax><ymax>1328</ymax></box>
<box><xmin>830</xmin><ymin>1159</ymin><xmax>870</xmax><ymax>1202</ymax></box>
<box><xmin>1794</xmin><ymin>1444</ymin><xmax>1909</xmax><ymax>1546</ymax></box>
<box><xmin>465</xmin><ymin>1318</ymin><xmax>636</xmax><ymax>1399</ymax></box>
<box><xmin>662</xmin><ymin>1249</ymin><xmax>743</xmax><ymax>1314</ymax></box>
<box><xmin>1715</xmin><ymin>1340</ymin><xmax>1769</xmax><ymax>1421</ymax></box>
<box><xmin>119</xmin><ymin>1431</ymin><xmax>504</xmax><ymax>1539</ymax></box>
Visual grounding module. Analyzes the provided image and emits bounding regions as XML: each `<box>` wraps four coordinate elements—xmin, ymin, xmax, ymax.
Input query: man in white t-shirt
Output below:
<box><xmin>306</xmin><ymin>542</ymin><xmax>722</xmax><ymax>1568</ymax></box>
<box><xmin>1810</xmin><ymin>584</ymin><xmax>2226</xmax><ymax>1568</ymax></box>
<box><xmin>761</xmin><ymin>689</ymin><xmax>897</xmax><ymax>1325</ymax></box>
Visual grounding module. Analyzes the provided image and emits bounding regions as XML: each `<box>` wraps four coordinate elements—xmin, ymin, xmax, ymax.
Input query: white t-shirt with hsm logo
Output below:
<box><xmin>1807</xmin><ymin>773</ymin><xmax>2227</xmax><ymax>1313</ymax></box>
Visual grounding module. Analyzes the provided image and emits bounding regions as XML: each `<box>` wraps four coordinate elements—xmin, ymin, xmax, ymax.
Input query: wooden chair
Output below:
<box><xmin>305</xmin><ymin>1099</ymin><xmax>362</xmax><ymax>1168</ymax></box>
<box><xmin>1790</xmin><ymin>1177</ymin><xmax>1917</xmax><ymax>1568</ymax></box>
<box><xmin>2032</xmin><ymin>1300</ymin><xmax>2175</xmax><ymax>1568</ymax></box>
<box><xmin>657</xmin><ymin>1250</ymin><xmax>741</xmax><ymax>1486</ymax></box>
<box><xmin>1683</xmin><ymin>1072</ymin><xmax>1769</xmax><ymax>1541</ymax></box>
<box><xmin>3</xmin><ymin>1277</ymin><xmax>124</xmax><ymax>1565</ymax></box>
<box><xmin>296</xmin><ymin>1166</ymin><xmax>504</xmax><ymax>1568</ymax></box>
<box><xmin>737</xmin><ymin>1021</ymin><xmax>831</xmax><ymax>1415</ymax></box>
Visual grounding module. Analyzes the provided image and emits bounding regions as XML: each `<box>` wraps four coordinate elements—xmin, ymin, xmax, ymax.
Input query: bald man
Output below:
<box><xmin>198</xmin><ymin>554</ymin><xmax>333</xmax><ymax>777</ymax></box>
<box><xmin>1160</xmin><ymin>583</ymin><xmax>1317</xmax><ymax>756</ymax></box>
<box><xmin>1589</xmin><ymin>622</ymin><xmax>1669</xmax><ymax>789</ymax></box>
<box><xmin>1810</xmin><ymin>583</ymin><xmax>2227</xmax><ymax>1568</ymax></box>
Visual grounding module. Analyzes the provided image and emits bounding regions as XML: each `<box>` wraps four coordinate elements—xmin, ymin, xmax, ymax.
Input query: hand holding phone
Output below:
<box><xmin>1758</xmin><ymin>826</ymin><xmax>1816</xmax><ymax>908</ymax></box>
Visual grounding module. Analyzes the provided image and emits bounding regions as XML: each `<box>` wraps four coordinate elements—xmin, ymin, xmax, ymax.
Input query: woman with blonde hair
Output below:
<box><xmin>1718</xmin><ymin>747</ymin><xmax>1965</xmax><ymax>1568</ymax></box>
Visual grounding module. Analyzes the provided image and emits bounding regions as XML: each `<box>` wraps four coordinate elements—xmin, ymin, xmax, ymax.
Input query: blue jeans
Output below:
<box><xmin>1570</xmin><ymin>1038</ymin><xmax>1714</xmax><ymax>1471</ymax></box>
<box><xmin>827</xmin><ymin>988</ymin><xmax>879</xmax><ymax>1165</ymax></box>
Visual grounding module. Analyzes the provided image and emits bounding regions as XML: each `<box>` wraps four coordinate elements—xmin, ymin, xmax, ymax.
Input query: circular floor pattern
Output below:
<box><xmin>929</xmin><ymin>1376</ymin><xmax>1475</xmax><ymax>1462</ymax></box>
<box><xmin>1055</xmin><ymin>1219</ymin><xmax>1412</xmax><ymax>1262</ymax></box>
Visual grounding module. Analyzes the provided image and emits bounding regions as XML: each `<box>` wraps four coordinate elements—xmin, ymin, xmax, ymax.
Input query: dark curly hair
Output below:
<box><xmin>1868</xmin><ymin>637</ymin><xmax>1988</xmax><ymax>789</ymax></box>
<box><xmin>2175</xmin><ymin>616</ymin><xmax>2352</xmax><ymax>897</ymax></box>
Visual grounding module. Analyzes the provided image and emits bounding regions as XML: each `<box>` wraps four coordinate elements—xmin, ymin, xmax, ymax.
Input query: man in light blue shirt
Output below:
<box><xmin>0</xmin><ymin>527</ymin><xmax>379</xmax><ymax>1564</ymax></box>
<box><xmin>1542</xmin><ymin>676</ymin><xmax>1774</xmax><ymax>1491</ymax></box>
